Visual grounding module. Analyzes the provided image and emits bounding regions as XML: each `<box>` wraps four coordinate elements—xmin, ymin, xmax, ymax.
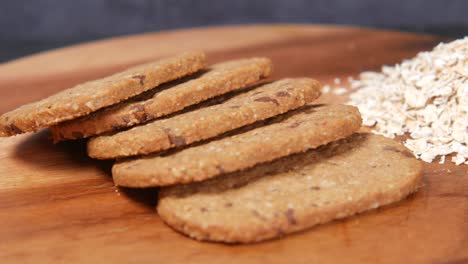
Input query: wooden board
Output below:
<box><xmin>0</xmin><ymin>25</ymin><xmax>467</xmax><ymax>264</ymax></box>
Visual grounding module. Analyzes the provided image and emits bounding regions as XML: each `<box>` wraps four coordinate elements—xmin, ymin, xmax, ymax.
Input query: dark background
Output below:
<box><xmin>1</xmin><ymin>0</ymin><xmax>467</xmax><ymax>63</ymax></box>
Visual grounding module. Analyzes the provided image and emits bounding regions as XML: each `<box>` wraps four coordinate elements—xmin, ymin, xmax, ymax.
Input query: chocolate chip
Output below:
<box><xmin>122</xmin><ymin>116</ymin><xmax>130</xmax><ymax>124</ymax></box>
<box><xmin>132</xmin><ymin>75</ymin><xmax>146</xmax><ymax>85</ymax></box>
<box><xmin>200</xmin><ymin>207</ymin><xmax>208</xmax><ymax>213</ymax></box>
<box><xmin>383</xmin><ymin>146</ymin><xmax>398</xmax><ymax>152</ymax></box>
<box><xmin>285</xmin><ymin>208</ymin><xmax>297</xmax><ymax>225</ymax></box>
<box><xmin>6</xmin><ymin>123</ymin><xmax>22</xmax><ymax>134</ymax></box>
<box><xmin>71</xmin><ymin>131</ymin><xmax>84</xmax><ymax>139</ymax></box>
<box><xmin>383</xmin><ymin>146</ymin><xmax>414</xmax><ymax>158</ymax></box>
<box><xmin>171</xmin><ymin>136</ymin><xmax>186</xmax><ymax>147</ymax></box>
<box><xmin>251</xmin><ymin>210</ymin><xmax>268</xmax><ymax>221</ymax></box>
<box><xmin>276</xmin><ymin>91</ymin><xmax>290</xmax><ymax>97</ymax></box>
<box><xmin>224</xmin><ymin>202</ymin><xmax>233</xmax><ymax>208</ymax></box>
<box><xmin>276</xmin><ymin>228</ymin><xmax>286</xmax><ymax>237</ymax></box>
<box><xmin>326</xmin><ymin>161</ymin><xmax>339</xmax><ymax>166</ymax></box>
<box><xmin>111</xmin><ymin>123</ymin><xmax>124</xmax><ymax>130</ymax></box>
<box><xmin>163</xmin><ymin>128</ymin><xmax>186</xmax><ymax>147</ymax></box>
<box><xmin>136</xmin><ymin>112</ymin><xmax>153</xmax><ymax>123</ymax></box>
<box><xmin>132</xmin><ymin>104</ymin><xmax>145</xmax><ymax>112</ymax></box>
<box><xmin>137</xmin><ymin>113</ymin><xmax>148</xmax><ymax>122</ymax></box>
<box><xmin>254</xmin><ymin>96</ymin><xmax>280</xmax><ymax>106</ymax></box>
<box><xmin>288</xmin><ymin>122</ymin><xmax>301</xmax><ymax>129</ymax></box>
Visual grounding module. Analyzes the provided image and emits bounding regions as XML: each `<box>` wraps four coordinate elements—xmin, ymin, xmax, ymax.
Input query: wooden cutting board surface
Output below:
<box><xmin>0</xmin><ymin>25</ymin><xmax>466</xmax><ymax>264</ymax></box>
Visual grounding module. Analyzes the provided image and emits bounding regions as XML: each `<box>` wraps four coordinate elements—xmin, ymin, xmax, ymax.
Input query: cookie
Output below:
<box><xmin>0</xmin><ymin>51</ymin><xmax>206</xmax><ymax>137</ymax></box>
<box><xmin>157</xmin><ymin>133</ymin><xmax>423</xmax><ymax>243</ymax></box>
<box><xmin>88</xmin><ymin>78</ymin><xmax>321</xmax><ymax>159</ymax></box>
<box><xmin>50</xmin><ymin>57</ymin><xmax>273</xmax><ymax>142</ymax></box>
<box><xmin>112</xmin><ymin>104</ymin><xmax>362</xmax><ymax>187</ymax></box>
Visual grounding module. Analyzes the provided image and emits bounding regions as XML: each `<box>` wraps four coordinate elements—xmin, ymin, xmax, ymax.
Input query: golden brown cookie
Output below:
<box><xmin>50</xmin><ymin>57</ymin><xmax>273</xmax><ymax>141</ymax></box>
<box><xmin>87</xmin><ymin>78</ymin><xmax>321</xmax><ymax>159</ymax></box>
<box><xmin>0</xmin><ymin>51</ymin><xmax>206</xmax><ymax>137</ymax></box>
<box><xmin>158</xmin><ymin>133</ymin><xmax>423</xmax><ymax>243</ymax></box>
<box><xmin>112</xmin><ymin>104</ymin><xmax>362</xmax><ymax>187</ymax></box>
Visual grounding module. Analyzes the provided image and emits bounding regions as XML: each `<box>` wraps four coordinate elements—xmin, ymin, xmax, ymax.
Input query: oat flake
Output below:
<box><xmin>348</xmin><ymin>37</ymin><xmax>468</xmax><ymax>165</ymax></box>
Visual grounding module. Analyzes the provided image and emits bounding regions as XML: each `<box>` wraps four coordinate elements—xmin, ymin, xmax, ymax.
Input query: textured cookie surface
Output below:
<box><xmin>158</xmin><ymin>133</ymin><xmax>423</xmax><ymax>243</ymax></box>
<box><xmin>112</xmin><ymin>104</ymin><xmax>362</xmax><ymax>187</ymax></box>
<box><xmin>0</xmin><ymin>51</ymin><xmax>206</xmax><ymax>137</ymax></box>
<box><xmin>88</xmin><ymin>78</ymin><xmax>321</xmax><ymax>159</ymax></box>
<box><xmin>50</xmin><ymin>57</ymin><xmax>272</xmax><ymax>141</ymax></box>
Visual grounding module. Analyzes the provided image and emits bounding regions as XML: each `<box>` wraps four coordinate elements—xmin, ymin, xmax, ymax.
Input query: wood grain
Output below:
<box><xmin>0</xmin><ymin>25</ymin><xmax>466</xmax><ymax>264</ymax></box>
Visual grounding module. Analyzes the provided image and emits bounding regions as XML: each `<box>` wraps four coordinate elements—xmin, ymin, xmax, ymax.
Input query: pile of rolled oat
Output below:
<box><xmin>348</xmin><ymin>37</ymin><xmax>467</xmax><ymax>165</ymax></box>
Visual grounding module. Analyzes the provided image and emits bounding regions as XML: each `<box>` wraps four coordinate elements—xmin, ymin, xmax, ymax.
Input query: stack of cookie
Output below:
<box><xmin>0</xmin><ymin>51</ymin><xmax>422</xmax><ymax>243</ymax></box>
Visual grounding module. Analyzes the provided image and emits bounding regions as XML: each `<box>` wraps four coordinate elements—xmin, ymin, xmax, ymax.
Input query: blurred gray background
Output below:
<box><xmin>1</xmin><ymin>0</ymin><xmax>467</xmax><ymax>62</ymax></box>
